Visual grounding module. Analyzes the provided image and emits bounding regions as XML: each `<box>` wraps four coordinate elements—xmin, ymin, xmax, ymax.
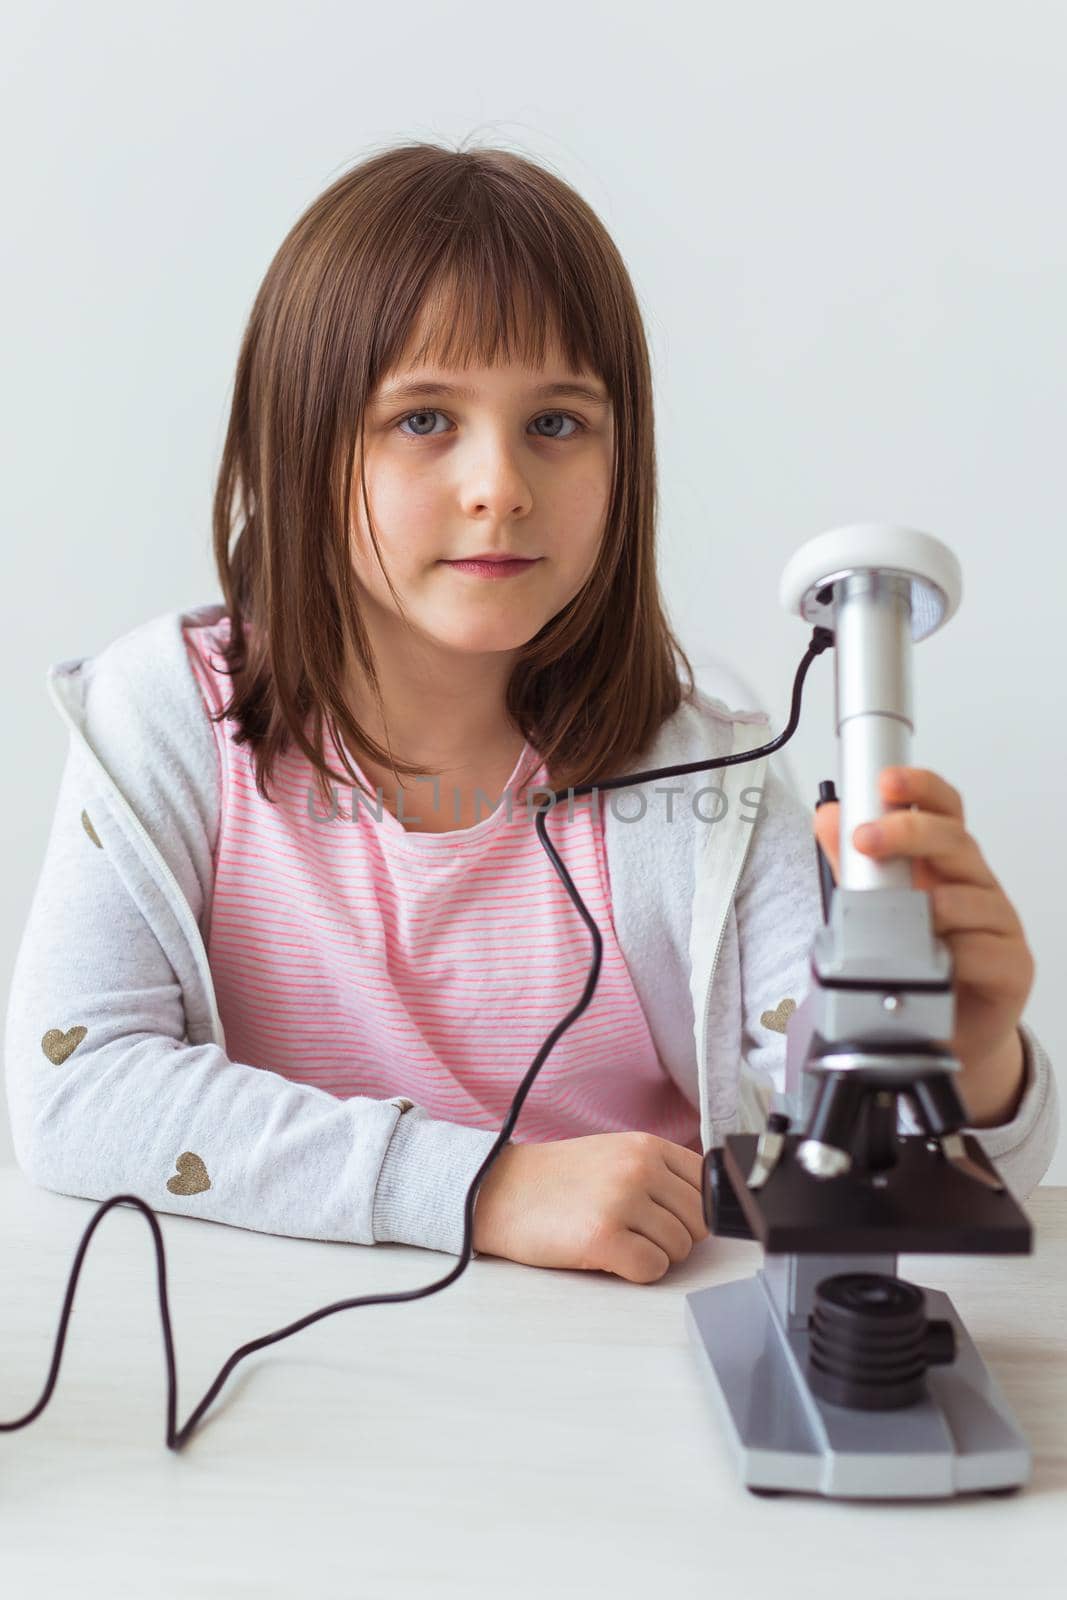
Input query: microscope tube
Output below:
<box><xmin>834</xmin><ymin>571</ymin><xmax>914</xmax><ymax>893</ymax></box>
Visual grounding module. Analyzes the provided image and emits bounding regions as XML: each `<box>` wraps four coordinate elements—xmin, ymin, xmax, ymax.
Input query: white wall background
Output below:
<box><xmin>2</xmin><ymin>0</ymin><xmax>1064</xmax><ymax>1178</ymax></box>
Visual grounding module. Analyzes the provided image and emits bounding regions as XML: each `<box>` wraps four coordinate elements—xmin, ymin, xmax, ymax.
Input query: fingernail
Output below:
<box><xmin>854</xmin><ymin>823</ymin><xmax>883</xmax><ymax>849</ymax></box>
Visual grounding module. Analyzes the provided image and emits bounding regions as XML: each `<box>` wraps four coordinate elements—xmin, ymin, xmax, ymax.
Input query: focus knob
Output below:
<box><xmin>703</xmin><ymin>1146</ymin><xmax>755</xmax><ymax>1239</ymax></box>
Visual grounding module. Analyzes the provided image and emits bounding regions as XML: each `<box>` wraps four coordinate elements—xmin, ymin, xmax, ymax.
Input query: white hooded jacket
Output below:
<box><xmin>4</xmin><ymin>603</ymin><xmax>1059</xmax><ymax>1256</ymax></box>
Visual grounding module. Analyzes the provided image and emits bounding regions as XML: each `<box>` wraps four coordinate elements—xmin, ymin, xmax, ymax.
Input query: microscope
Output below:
<box><xmin>684</xmin><ymin>524</ymin><xmax>1033</xmax><ymax>1501</ymax></box>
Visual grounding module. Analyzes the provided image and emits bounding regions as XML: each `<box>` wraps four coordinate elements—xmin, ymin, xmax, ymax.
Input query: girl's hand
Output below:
<box><xmin>473</xmin><ymin>1132</ymin><xmax>709</xmax><ymax>1282</ymax></box>
<box><xmin>811</xmin><ymin>767</ymin><xmax>1035</xmax><ymax>1088</ymax></box>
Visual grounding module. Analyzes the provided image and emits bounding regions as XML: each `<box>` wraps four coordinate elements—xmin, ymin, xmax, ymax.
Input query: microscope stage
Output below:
<box><xmin>722</xmin><ymin>1133</ymin><xmax>1032</xmax><ymax>1255</ymax></box>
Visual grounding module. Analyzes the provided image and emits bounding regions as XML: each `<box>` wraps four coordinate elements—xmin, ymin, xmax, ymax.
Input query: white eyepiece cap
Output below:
<box><xmin>779</xmin><ymin>523</ymin><xmax>962</xmax><ymax>641</ymax></box>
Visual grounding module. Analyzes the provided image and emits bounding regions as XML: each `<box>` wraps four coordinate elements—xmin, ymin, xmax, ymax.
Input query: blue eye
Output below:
<box><xmin>394</xmin><ymin>409</ymin><xmax>587</xmax><ymax>441</ymax></box>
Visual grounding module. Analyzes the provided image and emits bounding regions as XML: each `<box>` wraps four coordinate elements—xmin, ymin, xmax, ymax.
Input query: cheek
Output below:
<box><xmin>372</xmin><ymin>473</ymin><xmax>440</xmax><ymax>535</ymax></box>
<box><xmin>561</xmin><ymin>457</ymin><xmax>612</xmax><ymax>525</ymax></box>
<box><xmin>349</xmin><ymin>464</ymin><xmax>442</xmax><ymax>569</ymax></box>
<box><xmin>554</xmin><ymin>471</ymin><xmax>610</xmax><ymax>562</ymax></box>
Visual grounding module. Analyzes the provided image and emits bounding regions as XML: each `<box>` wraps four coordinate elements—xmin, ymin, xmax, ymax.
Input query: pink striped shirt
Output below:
<box><xmin>182</xmin><ymin>615</ymin><xmax>701</xmax><ymax>1149</ymax></box>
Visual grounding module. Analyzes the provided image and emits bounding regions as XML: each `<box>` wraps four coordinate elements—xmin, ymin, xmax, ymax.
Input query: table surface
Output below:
<box><xmin>1</xmin><ymin>1164</ymin><xmax>1065</xmax><ymax>1599</ymax></box>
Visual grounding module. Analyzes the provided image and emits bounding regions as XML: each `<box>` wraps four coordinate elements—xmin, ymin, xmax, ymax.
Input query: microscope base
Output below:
<box><xmin>684</xmin><ymin>1266</ymin><xmax>1030</xmax><ymax>1499</ymax></box>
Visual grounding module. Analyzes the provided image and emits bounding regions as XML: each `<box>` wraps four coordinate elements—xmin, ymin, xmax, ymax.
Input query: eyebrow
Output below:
<box><xmin>373</xmin><ymin>378</ymin><xmax>610</xmax><ymax>408</ymax></box>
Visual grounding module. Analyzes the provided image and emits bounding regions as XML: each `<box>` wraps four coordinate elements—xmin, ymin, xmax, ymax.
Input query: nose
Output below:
<box><xmin>457</xmin><ymin>429</ymin><xmax>535</xmax><ymax>521</ymax></box>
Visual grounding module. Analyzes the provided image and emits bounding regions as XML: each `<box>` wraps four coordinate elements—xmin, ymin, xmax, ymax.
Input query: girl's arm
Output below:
<box><xmin>733</xmin><ymin>758</ymin><xmax>1060</xmax><ymax>1203</ymax></box>
<box><xmin>4</xmin><ymin>738</ymin><xmax>501</xmax><ymax>1256</ymax></box>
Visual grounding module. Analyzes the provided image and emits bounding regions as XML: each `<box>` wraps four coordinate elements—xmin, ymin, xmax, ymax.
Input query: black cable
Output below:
<box><xmin>0</xmin><ymin>626</ymin><xmax>835</xmax><ymax>1452</ymax></box>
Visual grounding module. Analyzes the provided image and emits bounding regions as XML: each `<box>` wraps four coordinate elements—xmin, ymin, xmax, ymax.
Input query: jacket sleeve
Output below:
<box><xmin>731</xmin><ymin>756</ymin><xmax>1061</xmax><ymax>1204</ymax></box>
<box><xmin>3</xmin><ymin>732</ymin><xmax>503</xmax><ymax>1257</ymax></box>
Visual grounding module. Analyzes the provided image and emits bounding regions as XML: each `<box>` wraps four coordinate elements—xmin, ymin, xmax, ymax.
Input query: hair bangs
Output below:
<box><xmin>388</xmin><ymin>250</ymin><xmax>598</xmax><ymax>388</ymax></box>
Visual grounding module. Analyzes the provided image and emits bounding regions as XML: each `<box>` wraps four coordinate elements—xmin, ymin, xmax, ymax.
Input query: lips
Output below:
<box><xmin>443</xmin><ymin>556</ymin><xmax>542</xmax><ymax>580</ymax></box>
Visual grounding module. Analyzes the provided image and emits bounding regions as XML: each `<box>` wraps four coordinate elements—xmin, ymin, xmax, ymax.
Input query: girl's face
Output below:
<box><xmin>349</xmin><ymin>346</ymin><xmax>615</xmax><ymax>659</ymax></box>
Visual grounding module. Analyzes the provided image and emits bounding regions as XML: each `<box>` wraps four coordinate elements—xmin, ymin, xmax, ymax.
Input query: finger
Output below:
<box><xmin>813</xmin><ymin>803</ymin><xmax>840</xmax><ymax>863</ymax></box>
<box><xmin>651</xmin><ymin>1168</ymin><xmax>711</xmax><ymax>1244</ymax></box>
<box><xmin>930</xmin><ymin>882</ymin><xmax>1023</xmax><ymax>939</ymax></box>
<box><xmin>815</xmin><ymin>765</ymin><xmax>965</xmax><ymax>842</ymax></box>
<box><xmin>879</xmin><ymin>767</ymin><xmax>965</xmax><ymax>824</ymax></box>
<box><xmin>854</xmin><ymin>811</ymin><xmax>997</xmax><ymax>889</ymax></box>
<box><xmin>631</xmin><ymin>1194</ymin><xmax>699</xmax><ymax>1261</ymax></box>
<box><xmin>617</xmin><ymin>1232</ymin><xmax>671</xmax><ymax>1282</ymax></box>
<box><xmin>660</xmin><ymin>1141</ymin><xmax>705</xmax><ymax>1192</ymax></box>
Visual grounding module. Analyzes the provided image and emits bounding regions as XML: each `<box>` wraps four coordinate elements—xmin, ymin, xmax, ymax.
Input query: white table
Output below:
<box><xmin>1</xmin><ymin>1164</ymin><xmax>1064</xmax><ymax>1598</ymax></box>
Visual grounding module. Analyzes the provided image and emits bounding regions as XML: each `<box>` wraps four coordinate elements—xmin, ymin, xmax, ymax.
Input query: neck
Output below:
<box><xmin>342</xmin><ymin>616</ymin><xmax>523</xmax><ymax>775</ymax></box>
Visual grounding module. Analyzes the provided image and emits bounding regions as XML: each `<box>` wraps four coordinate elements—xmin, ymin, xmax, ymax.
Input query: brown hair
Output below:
<box><xmin>209</xmin><ymin>137</ymin><xmax>696</xmax><ymax>810</ymax></box>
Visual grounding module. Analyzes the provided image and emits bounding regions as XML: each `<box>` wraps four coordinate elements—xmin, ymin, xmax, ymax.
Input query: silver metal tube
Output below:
<box><xmin>834</xmin><ymin>572</ymin><xmax>914</xmax><ymax>892</ymax></box>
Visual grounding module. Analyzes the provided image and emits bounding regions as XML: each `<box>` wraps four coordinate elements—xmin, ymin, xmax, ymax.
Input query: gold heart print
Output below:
<box><xmin>81</xmin><ymin>809</ymin><xmax>103</xmax><ymax>848</ymax></box>
<box><xmin>41</xmin><ymin>1025</ymin><xmax>88</xmax><ymax>1064</ymax></box>
<box><xmin>166</xmin><ymin>1152</ymin><xmax>212</xmax><ymax>1196</ymax></box>
<box><xmin>760</xmin><ymin>998</ymin><xmax>797</xmax><ymax>1034</ymax></box>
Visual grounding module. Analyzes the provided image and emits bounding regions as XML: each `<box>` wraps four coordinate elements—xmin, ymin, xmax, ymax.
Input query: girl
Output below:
<box><xmin>5</xmin><ymin>142</ymin><xmax>1058</xmax><ymax>1285</ymax></box>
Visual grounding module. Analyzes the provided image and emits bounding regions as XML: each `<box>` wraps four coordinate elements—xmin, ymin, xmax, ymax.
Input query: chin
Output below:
<box><xmin>426</xmin><ymin>619</ymin><xmax>541</xmax><ymax>654</ymax></box>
